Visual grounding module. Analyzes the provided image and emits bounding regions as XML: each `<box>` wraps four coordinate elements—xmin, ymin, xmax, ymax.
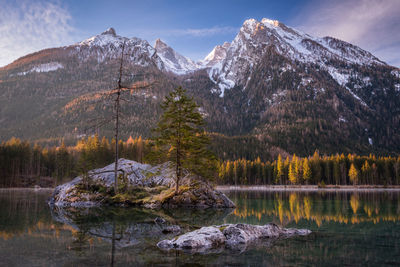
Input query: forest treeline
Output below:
<box><xmin>0</xmin><ymin>136</ymin><xmax>399</xmax><ymax>187</ymax></box>
<box><xmin>0</xmin><ymin>136</ymin><xmax>149</xmax><ymax>187</ymax></box>
<box><xmin>218</xmin><ymin>152</ymin><xmax>400</xmax><ymax>186</ymax></box>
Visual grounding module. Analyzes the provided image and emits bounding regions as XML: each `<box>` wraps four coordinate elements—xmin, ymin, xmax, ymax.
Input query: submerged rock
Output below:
<box><xmin>49</xmin><ymin>159</ymin><xmax>235</xmax><ymax>209</ymax></box>
<box><xmin>157</xmin><ymin>223</ymin><xmax>311</xmax><ymax>253</ymax></box>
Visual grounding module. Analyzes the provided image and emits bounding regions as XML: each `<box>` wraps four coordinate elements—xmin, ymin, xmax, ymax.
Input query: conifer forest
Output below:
<box><xmin>1</xmin><ymin>136</ymin><xmax>399</xmax><ymax>187</ymax></box>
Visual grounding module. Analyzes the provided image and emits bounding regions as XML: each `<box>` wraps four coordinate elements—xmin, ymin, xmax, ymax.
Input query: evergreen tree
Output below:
<box><xmin>149</xmin><ymin>87</ymin><xmax>217</xmax><ymax>193</ymax></box>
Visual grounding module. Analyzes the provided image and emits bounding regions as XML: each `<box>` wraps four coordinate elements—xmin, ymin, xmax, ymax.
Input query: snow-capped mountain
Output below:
<box><xmin>207</xmin><ymin>18</ymin><xmax>386</xmax><ymax>97</ymax></box>
<box><xmin>68</xmin><ymin>29</ymin><xmax>201</xmax><ymax>75</ymax></box>
<box><xmin>73</xmin><ymin>28</ymin><xmax>164</xmax><ymax>70</ymax></box>
<box><xmin>154</xmin><ymin>39</ymin><xmax>200</xmax><ymax>74</ymax></box>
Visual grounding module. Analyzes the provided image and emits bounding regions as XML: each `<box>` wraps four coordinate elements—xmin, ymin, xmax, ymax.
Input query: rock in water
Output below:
<box><xmin>49</xmin><ymin>159</ymin><xmax>235</xmax><ymax>209</ymax></box>
<box><xmin>158</xmin><ymin>226</ymin><xmax>226</xmax><ymax>251</ymax></box>
<box><xmin>157</xmin><ymin>223</ymin><xmax>311</xmax><ymax>253</ymax></box>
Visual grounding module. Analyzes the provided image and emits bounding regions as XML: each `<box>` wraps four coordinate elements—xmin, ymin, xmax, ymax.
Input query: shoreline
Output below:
<box><xmin>2</xmin><ymin>185</ymin><xmax>400</xmax><ymax>192</ymax></box>
<box><xmin>216</xmin><ymin>185</ymin><xmax>400</xmax><ymax>192</ymax></box>
<box><xmin>0</xmin><ymin>187</ymin><xmax>54</xmax><ymax>191</ymax></box>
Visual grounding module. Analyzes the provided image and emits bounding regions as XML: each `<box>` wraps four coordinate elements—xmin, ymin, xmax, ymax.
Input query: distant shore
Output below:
<box><xmin>216</xmin><ymin>185</ymin><xmax>400</xmax><ymax>192</ymax></box>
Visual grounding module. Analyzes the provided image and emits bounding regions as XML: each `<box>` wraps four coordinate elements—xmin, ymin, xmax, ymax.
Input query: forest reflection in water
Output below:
<box><xmin>0</xmin><ymin>189</ymin><xmax>399</xmax><ymax>266</ymax></box>
<box><xmin>226</xmin><ymin>190</ymin><xmax>400</xmax><ymax>226</ymax></box>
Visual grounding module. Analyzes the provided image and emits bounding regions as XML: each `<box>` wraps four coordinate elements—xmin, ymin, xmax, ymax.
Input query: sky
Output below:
<box><xmin>0</xmin><ymin>0</ymin><xmax>399</xmax><ymax>67</ymax></box>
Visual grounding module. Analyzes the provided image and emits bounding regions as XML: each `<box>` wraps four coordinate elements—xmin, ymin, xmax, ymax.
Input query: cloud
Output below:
<box><xmin>0</xmin><ymin>0</ymin><xmax>75</xmax><ymax>67</ymax></box>
<box><xmin>153</xmin><ymin>26</ymin><xmax>239</xmax><ymax>37</ymax></box>
<box><xmin>292</xmin><ymin>0</ymin><xmax>400</xmax><ymax>67</ymax></box>
<box><xmin>166</xmin><ymin>26</ymin><xmax>238</xmax><ymax>37</ymax></box>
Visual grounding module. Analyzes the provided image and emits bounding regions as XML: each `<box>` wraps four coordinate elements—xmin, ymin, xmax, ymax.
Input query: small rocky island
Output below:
<box><xmin>49</xmin><ymin>159</ymin><xmax>235</xmax><ymax>209</ymax></box>
<box><xmin>158</xmin><ymin>223</ymin><xmax>311</xmax><ymax>253</ymax></box>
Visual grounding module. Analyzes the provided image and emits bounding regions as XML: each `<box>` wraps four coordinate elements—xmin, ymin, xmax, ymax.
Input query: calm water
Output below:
<box><xmin>0</xmin><ymin>189</ymin><xmax>399</xmax><ymax>266</ymax></box>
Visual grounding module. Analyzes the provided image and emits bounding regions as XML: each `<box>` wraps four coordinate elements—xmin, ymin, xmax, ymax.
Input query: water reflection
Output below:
<box><xmin>1</xmin><ymin>189</ymin><xmax>399</xmax><ymax>266</ymax></box>
<box><xmin>50</xmin><ymin>205</ymin><xmax>233</xmax><ymax>249</ymax></box>
<box><xmin>226</xmin><ymin>191</ymin><xmax>400</xmax><ymax>226</ymax></box>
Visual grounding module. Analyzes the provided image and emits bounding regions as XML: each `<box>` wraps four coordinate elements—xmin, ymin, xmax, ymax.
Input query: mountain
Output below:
<box><xmin>206</xmin><ymin>18</ymin><xmax>385</xmax><ymax>97</ymax></box>
<box><xmin>154</xmin><ymin>39</ymin><xmax>200</xmax><ymax>74</ymax></box>
<box><xmin>0</xmin><ymin>20</ymin><xmax>399</xmax><ymax>158</ymax></box>
<box><xmin>202</xmin><ymin>42</ymin><xmax>230</xmax><ymax>67</ymax></box>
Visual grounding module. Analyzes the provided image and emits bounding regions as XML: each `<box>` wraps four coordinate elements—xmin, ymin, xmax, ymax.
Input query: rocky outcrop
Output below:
<box><xmin>159</xmin><ymin>181</ymin><xmax>236</xmax><ymax>209</ymax></box>
<box><xmin>49</xmin><ymin>159</ymin><xmax>235</xmax><ymax>209</ymax></box>
<box><xmin>157</xmin><ymin>223</ymin><xmax>311</xmax><ymax>253</ymax></box>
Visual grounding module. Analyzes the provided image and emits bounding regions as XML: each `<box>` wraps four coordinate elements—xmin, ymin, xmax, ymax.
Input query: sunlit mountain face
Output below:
<box><xmin>0</xmin><ymin>19</ymin><xmax>399</xmax><ymax>156</ymax></box>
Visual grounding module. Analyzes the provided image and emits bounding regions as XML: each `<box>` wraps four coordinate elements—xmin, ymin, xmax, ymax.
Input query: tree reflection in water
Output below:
<box><xmin>227</xmin><ymin>191</ymin><xmax>400</xmax><ymax>226</ymax></box>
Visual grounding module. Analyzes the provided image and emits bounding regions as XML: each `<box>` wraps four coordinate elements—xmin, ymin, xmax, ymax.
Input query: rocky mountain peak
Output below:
<box><xmin>222</xmin><ymin>42</ymin><xmax>230</xmax><ymax>49</ymax></box>
<box><xmin>261</xmin><ymin>18</ymin><xmax>280</xmax><ymax>27</ymax></box>
<box><xmin>203</xmin><ymin>42</ymin><xmax>231</xmax><ymax>67</ymax></box>
<box><xmin>154</xmin><ymin>39</ymin><xmax>199</xmax><ymax>75</ymax></box>
<box><xmin>154</xmin><ymin>38</ymin><xmax>168</xmax><ymax>50</ymax></box>
<box><xmin>101</xmin><ymin>27</ymin><xmax>117</xmax><ymax>36</ymax></box>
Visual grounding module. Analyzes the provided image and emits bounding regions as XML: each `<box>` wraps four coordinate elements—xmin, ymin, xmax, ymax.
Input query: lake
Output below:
<box><xmin>0</xmin><ymin>189</ymin><xmax>399</xmax><ymax>266</ymax></box>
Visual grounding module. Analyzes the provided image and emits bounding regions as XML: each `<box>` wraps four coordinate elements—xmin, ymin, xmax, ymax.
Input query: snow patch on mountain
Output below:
<box><xmin>391</xmin><ymin>69</ymin><xmax>400</xmax><ymax>78</ymax></box>
<box><xmin>339</xmin><ymin>116</ymin><xmax>347</xmax><ymax>123</ymax></box>
<box><xmin>16</xmin><ymin>62</ymin><xmax>63</xmax><ymax>75</ymax></box>
<box><xmin>326</xmin><ymin>67</ymin><xmax>349</xmax><ymax>86</ymax></box>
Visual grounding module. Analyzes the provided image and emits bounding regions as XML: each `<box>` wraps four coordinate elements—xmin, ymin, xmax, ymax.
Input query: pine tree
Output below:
<box><xmin>149</xmin><ymin>87</ymin><xmax>217</xmax><ymax>193</ymax></box>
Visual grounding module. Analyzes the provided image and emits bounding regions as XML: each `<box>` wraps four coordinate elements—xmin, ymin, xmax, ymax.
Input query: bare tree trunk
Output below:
<box><xmin>114</xmin><ymin>91</ymin><xmax>120</xmax><ymax>193</ymax></box>
<box><xmin>114</xmin><ymin>41</ymin><xmax>126</xmax><ymax>194</ymax></box>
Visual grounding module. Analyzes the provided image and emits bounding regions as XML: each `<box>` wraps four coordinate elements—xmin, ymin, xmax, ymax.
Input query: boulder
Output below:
<box><xmin>157</xmin><ymin>223</ymin><xmax>311</xmax><ymax>253</ymax></box>
<box><xmin>157</xmin><ymin>226</ymin><xmax>226</xmax><ymax>251</ymax></box>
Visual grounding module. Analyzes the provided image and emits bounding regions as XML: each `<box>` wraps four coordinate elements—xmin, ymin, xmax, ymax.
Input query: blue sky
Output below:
<box><xmin>1</xmin><ymin>0</ymin><xmax>399</xmax><ymax>67</ymax></box>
